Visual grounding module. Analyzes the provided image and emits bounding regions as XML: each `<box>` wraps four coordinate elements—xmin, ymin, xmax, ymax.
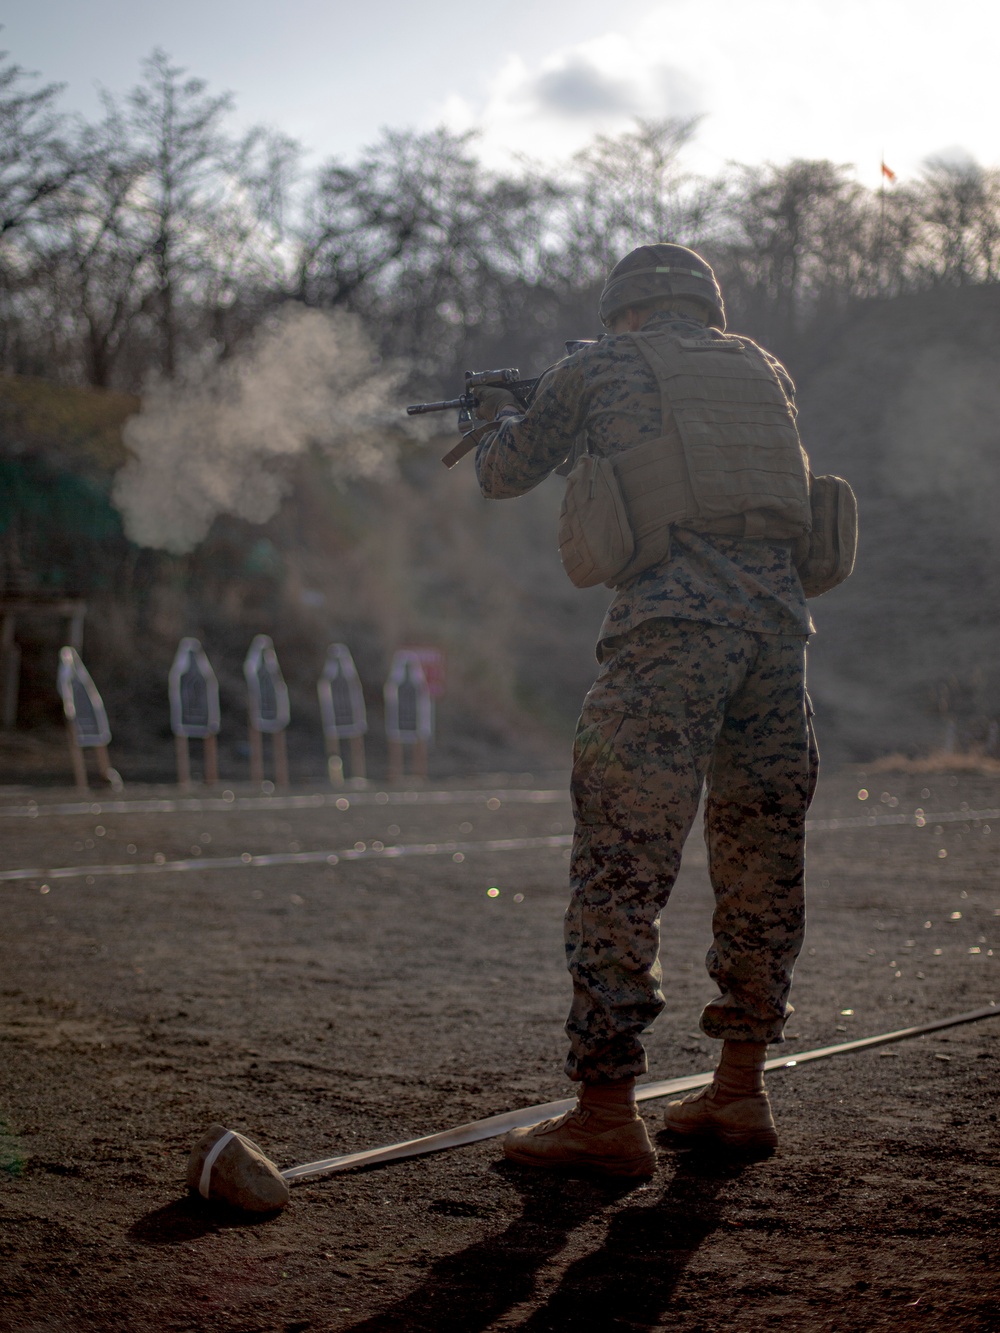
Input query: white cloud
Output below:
<box><xmin>10</xmin><ymin>0</ymin><xmax>999</xmax><ymax>186</ymax></box>
<box><xmin>430</xmin><ymin>1</ymin><xmax>1000</xmax><ymax>187</ymax></box>
<box><xmin>434</xmin><ymin>34</ymin><xmax>704</xmax><ymax>170</ymax></box>
<box><xmin>534</xmin><ymin>55</ymin><xmax>637</xmax><ymax>117</ymax></box>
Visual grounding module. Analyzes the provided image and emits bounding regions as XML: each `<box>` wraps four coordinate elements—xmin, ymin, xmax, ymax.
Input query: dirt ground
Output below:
<box><xmin>0</xmin><ymin>766</ymin><xmax>997</xmax><ymax>1332</ymax></box>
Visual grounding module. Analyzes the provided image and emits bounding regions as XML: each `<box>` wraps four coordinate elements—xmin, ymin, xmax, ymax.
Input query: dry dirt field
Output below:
<box><xmin>0</xmin><ymin>766</ymin><xmax>997</xmax><ymax>1332</ymax></box>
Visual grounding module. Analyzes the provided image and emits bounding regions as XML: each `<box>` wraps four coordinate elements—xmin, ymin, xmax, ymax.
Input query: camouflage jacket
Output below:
<box><xmin>475</xmin><ymin>311</ymin><xmax>812</xmax><ymax>642</ymax></box>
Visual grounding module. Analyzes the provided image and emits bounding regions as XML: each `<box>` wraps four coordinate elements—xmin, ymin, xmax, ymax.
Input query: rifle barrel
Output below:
<box><xmin>406</xmin><ymin>397</ymin><xmax>467</xmax><ymax>415</ymax></box>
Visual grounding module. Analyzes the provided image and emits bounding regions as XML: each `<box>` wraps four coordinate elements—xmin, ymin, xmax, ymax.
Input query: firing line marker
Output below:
<box><xmin>1</xmin><ymin>808</ymin><xmax>995</xmax><ymax>885</ymax></box>
<box><xmin>806</xmin><ymin>808</ymin><xmax>997</xmax><ymax>831</ymax></box>
<box><xmin>1</xmin><ymin>789</ymin><xmax>993</xmax><ymax>837</ymax></box>
<box><xmin>0</xmin><ymin>834</ymin><xmax>575</xmax><ymax>884</ymax></box>
<box><xmin>0</xmin><ymin>788</ymin><xmax>566</xmax><ymax>820</ymax></box>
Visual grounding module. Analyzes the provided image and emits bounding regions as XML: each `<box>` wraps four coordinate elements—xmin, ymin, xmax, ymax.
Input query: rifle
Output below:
<box><xmin>406</xmin><ymin>342</ymin><xmax>600</xmax><ymax>468</ymax></box>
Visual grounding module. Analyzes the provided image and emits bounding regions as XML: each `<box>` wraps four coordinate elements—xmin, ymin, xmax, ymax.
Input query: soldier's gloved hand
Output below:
<box><xmin>473</xmin><ymin>386</ymin><xmax>520</xmax><ymax>420</ymax></box>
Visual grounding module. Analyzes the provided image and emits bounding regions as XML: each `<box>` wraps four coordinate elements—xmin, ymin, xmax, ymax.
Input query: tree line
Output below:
<box><xmin>3</xmin><ymin>45</ymin><xmax>999</xmax><ymax>396</ymax></box>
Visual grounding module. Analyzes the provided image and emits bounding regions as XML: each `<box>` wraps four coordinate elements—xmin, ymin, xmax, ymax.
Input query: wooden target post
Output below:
<box><xmin>56</xmin><ymin>646</ymin><xmax>122</xmax><ymax>792</ymax></box>
<box><xmin>169</xmin><ymin>638</ymin><xmax>221</xmax><ymax>789</ymax></box>
<box><xmin>317</xmin><ymin>643</ymin><xmax>368</xmax><ymax>785</ymax></box>
<box><xmin>384</xmin><ymin>651</ymin><xmax>433</xmax><ymax>783</ymax></box>
<box><xmin>244</xmin><ymin>635</ymin><xmax>291</xmax><ymax>788</ymax></box>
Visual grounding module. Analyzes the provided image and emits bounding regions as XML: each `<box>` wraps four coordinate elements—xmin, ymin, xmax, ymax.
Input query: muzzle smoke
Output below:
<box><xmin>113</xmin><ymin>307</ymin><xmax>406</xmax><ymax>554</ymax></box>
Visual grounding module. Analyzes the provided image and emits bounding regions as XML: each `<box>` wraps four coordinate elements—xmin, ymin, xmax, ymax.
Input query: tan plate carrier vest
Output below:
<box><xmin>559</xmin><ymin>328</ymin><xmax>822</xmax><ymax>590</ymax></box>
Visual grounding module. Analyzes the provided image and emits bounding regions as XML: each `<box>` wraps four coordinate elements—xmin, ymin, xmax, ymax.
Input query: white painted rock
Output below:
<box><xmin>187</xmin><ymin>1123</ymin><xmax>290</xmax><ymax>1212</ymax></box>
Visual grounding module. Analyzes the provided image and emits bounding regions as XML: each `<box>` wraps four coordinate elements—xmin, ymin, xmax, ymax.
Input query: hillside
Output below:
<box><xmin>791</xmin><ymin>284</ymin><xmax>1000</xmax><ymax>761</ymax></box>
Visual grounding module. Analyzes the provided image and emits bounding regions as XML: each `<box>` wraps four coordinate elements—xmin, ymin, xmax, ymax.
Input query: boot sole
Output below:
<box><xmin>503</xmin><ymin>1143</ymin><xmax>656</xmax><ymax>1177</ymax></box>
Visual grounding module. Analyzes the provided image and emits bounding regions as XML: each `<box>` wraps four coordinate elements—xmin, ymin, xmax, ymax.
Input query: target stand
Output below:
<box><xmin>317</xmin><ymin>644</ymin><xmax>367</xmax><ymax>785</ymax></box>
<box><xmin>384</xmin><ymin>651</ymin><xmax>433</xmax><ymax>783</ymax></box>
<box><xmin>169</xmin><ymin>638</ymin><xmax>221</xmax><ymax>789</ymax></box>
<box><xmin>56</xmin><ymin>647</ymin><xmax>122</xmax><ymax>792</ymax></box>
<box><xmin>244</xmin><ymin>636</ymin><xmax>291</xmax><ymax>788</ymax></box>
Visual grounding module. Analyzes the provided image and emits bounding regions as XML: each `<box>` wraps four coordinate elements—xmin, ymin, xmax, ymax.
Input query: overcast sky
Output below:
<box><xmin>4</xmin><ymin>0</ymin><xmax>996</xmax><ymax>187</ymax></box>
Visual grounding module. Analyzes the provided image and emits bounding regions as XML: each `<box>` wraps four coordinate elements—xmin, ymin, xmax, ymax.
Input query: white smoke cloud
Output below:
<box><xmin>113</xmin><ymin>307</ymin><xmax>406</xmax><ymax>554</ymax></box>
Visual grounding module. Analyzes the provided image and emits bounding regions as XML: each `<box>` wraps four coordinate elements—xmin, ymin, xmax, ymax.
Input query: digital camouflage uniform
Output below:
<box><xmin>477</xmin><ymin>310</ymin><xmax>819</xmax><ymax>1084</ymax></box>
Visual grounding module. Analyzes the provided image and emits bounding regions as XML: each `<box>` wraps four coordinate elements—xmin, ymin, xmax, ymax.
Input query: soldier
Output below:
<box><xmin>473</xmin><ymin>244</ymin><xmax>819</xmax><ymax>1176</ymax></box>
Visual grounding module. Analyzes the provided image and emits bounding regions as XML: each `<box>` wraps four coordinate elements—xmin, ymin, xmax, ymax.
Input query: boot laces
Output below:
<box><xmin>534</xmin><ymin>1104</ymin><xmax>589</xmax><ymax>1134</ymax></box>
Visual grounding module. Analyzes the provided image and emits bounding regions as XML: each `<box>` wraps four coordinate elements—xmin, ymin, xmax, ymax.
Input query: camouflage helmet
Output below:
<box><xmin>599</xmin><ymin>243</ymin><xmax>725</xmax><ymax>330</ymax></box>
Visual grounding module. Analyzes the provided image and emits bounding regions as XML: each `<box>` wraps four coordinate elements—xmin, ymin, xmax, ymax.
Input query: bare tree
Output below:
<box><xmin>0</xmin><ymin>52</ymin><xmax>83</xmax><ymax>375</ymax></box>
<box><xmin>297</xmin><ymin>126</ymin><xmax>555</xmax><ymax>371</ymax></box>
<box><xmin>0</xmin><ymin>53</ymin><xmax>78</xmax><ymax>242</ymax></box>
<box><xmin>556</xmin><ymin>118</ymin><xmax>717</xmax><ymax>280</ymax></box>
<box><xmin>4</xmin><ymin>46</ymin><xmax>304</xmax><ymax>389</ymax></box>
<box><xmin>713</xmin><ymin>159</ymin><xmax>872</xmax><ymax>347</ymax></box>
<box><xmin>122</xmin><ymin>49</ymin><xmax>235</xmax><ymax>377</ymax></box>
<box><xmin>194</xmin><ymin>123</ymin><xmax>301</xmax><ymax>360</ymax></box>
<box><xmin>22</xmin><ymin>103</ymin><xmax>152</xmax><ymax>386</ymax></box>
<box><xmin>915</xmin><ymin>156</ymin><xmax>1000</xmax><ymax>286</ymax></box>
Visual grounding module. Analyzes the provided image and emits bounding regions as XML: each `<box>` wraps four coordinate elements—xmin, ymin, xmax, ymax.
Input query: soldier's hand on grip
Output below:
<box><xmin>473</xmin><ymin>385</ymin><xmax>520</xmax><ymax>420</ymax></box>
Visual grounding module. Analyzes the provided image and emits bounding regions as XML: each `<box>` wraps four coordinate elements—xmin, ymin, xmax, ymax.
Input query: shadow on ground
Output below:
<box><xmin>339</xmin><ymin>1143</ymin><xmax>758</xmax><ymax>1332</ymax></box>
<box><xmin>128</xmin><ymin>1195</ymin><xmax>280</xmax><ymax>1245</ymax></box>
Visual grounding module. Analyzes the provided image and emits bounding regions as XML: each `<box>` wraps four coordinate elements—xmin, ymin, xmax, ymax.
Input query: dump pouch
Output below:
<box><xmin>557</xmin><ymin>452</ymin><xmax>635</xmax><ymax>589</ymax></box>
<box><xmin>793</xmin><ymin>474</ymin><xmax>858</xmax><ymax>597</ymax></box>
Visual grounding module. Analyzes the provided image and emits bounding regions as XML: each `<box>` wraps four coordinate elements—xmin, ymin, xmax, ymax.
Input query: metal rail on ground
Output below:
<box><xmin>280</xmin><ymin>1003</ymin><xmax>999</xmax><ymax>1181</ymax></box>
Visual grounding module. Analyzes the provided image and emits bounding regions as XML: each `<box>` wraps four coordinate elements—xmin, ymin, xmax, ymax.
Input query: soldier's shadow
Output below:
<box><xmin>339</xmin><ymin>1142</ymin><xmax>755</xmax><ymax>1333</ymax></box>
<box><xmin>516</xmin><ymin>1143</ymin><xmax>755</xmax><ymax>1331</ymax></box>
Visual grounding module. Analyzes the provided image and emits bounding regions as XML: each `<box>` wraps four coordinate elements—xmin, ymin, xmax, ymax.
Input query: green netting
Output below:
<box><xmin>0</xmin><ymin>458</ymin><xmax>123</xmax><ymax>542</ymax></box>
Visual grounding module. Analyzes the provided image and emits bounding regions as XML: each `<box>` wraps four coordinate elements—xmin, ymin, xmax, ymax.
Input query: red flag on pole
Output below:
<box><xmin>881</xmin><ymin>161</ymin><xmax>897</xmax><ymax>182</ymax></box>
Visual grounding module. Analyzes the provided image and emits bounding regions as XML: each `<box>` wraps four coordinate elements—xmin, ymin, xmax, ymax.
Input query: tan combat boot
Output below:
<box><xmin>664</xmin><ymin>1040</ymin><xmax>778</xmax><ymax>1149</ymax></box>
<box><xmin>504</xmin><ymin>1080</ymin><xmax>656</xmax><ymax>1177</ymax></box>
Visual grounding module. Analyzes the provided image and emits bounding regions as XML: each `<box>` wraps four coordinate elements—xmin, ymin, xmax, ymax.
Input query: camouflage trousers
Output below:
<box><xmin>565</xmin><ymin>617</ymin><xmax>818</xmax><ymax>1084</ymax></box>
